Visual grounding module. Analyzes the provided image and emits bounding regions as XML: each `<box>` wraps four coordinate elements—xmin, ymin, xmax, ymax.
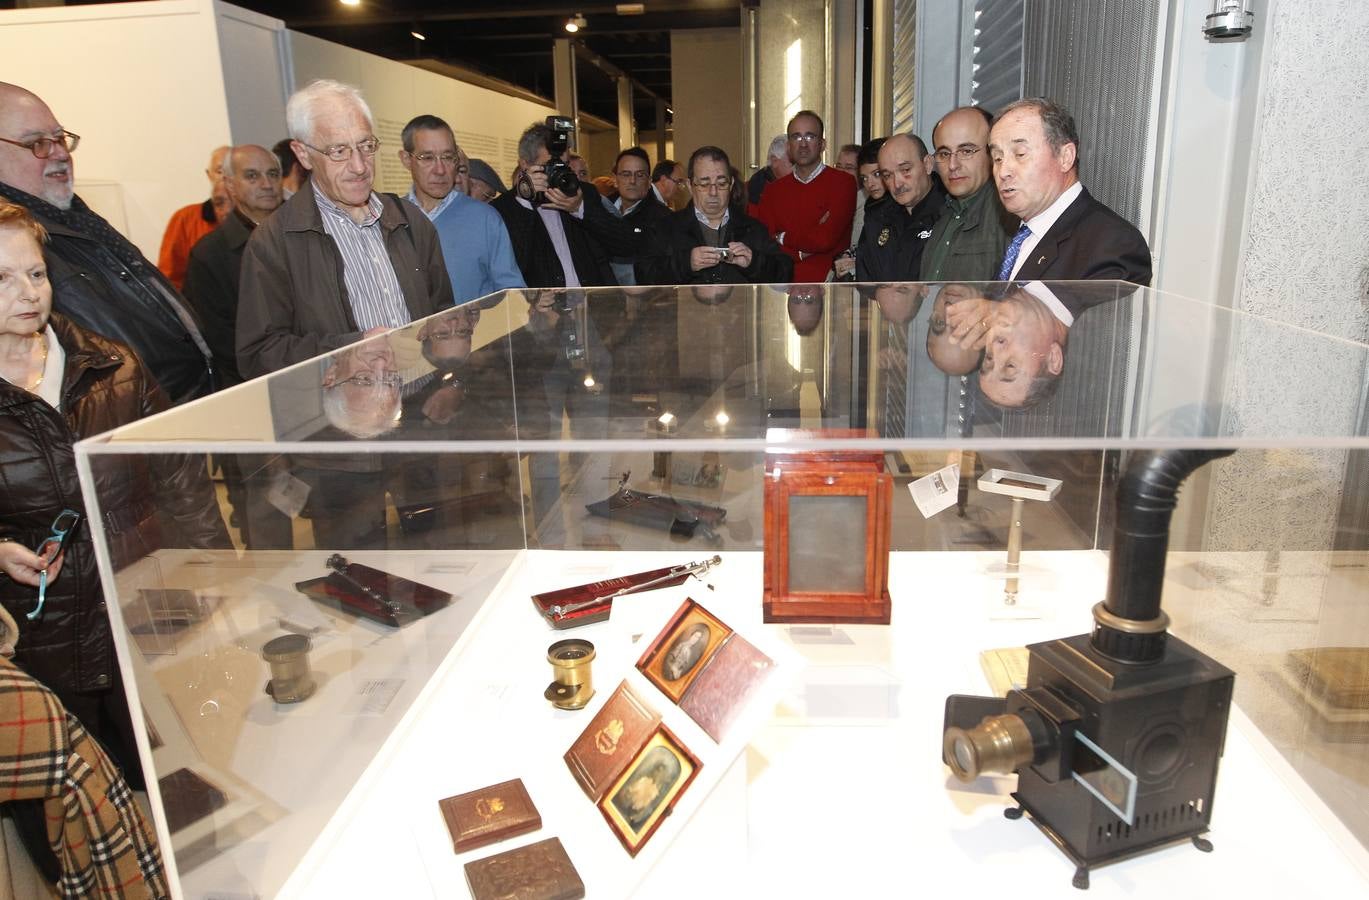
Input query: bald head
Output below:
<box><xmin>221</xmin><ymin>144</ymin><xmax>282</xmax><ymax>223</ymax></box>
<box><xmin>932</xmin><ymin>107</ymin><xmax>993</xmax><ymax>199</ymax></box>
<box><xmin>876</xmin><ymin>133</ymin><xmax>933</xmax><ymax>212</ymax></box>
<box><xmin>0</xmin><ymin>83</ymin><xmax>75</xmax><ymax>209</ymax></box>
<box><xmin>207</xmin><ymin>146</ymin><xmax>230</xmax><ymax>184</ymax></box>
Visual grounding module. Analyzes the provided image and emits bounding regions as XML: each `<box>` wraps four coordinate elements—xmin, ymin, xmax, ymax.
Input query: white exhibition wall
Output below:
<box><xmin>0</xmin><ymin>0</ymin><xmax>233</xmax><ymax>258</ymax></box>
<box><xmin>0</xmin><ymin>0</ymin><xmax>558</xmax><ymax>259</ymax></box>
<box><xmin>289</xmin><ymin>32</ymin><xmax>556</xmax><ymax>197</ymax></box>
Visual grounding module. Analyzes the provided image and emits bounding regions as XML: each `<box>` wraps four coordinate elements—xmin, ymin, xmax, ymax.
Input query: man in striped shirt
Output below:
<box><xmin>237</xmin><ymin>79</ymin><xmax>452</xmax><ymax>378</ymax></box>
<box><xmin>235</xmin><ymin>80</ymin><xmax>452</xmax><ymax>549</ymax></box>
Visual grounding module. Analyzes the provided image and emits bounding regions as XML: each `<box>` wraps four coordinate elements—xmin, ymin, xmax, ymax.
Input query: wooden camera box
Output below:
<box><xmin>762</xmin><ymin>430</ymin><xmax>892</xmax><ymax>624</ymax></box>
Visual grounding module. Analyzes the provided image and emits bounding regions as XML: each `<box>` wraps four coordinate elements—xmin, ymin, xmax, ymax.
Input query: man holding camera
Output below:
<box><xmin>637</xmin><ymin>146</ymin><xmax>791</xmax><ymax>286</ymax></box>
<box><xmin>490</xmin><ymin>119</ymin><xmax>614</xmax><ymax>289</ymax></box>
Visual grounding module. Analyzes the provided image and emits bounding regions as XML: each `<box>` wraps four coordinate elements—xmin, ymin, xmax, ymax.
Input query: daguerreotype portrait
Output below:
<box><xmin>636</xmin><ymin>599</ymin><xmax>731</xmax><ymax>703</ymax></box>
<box><xmin>598</xmin><ymin>725</ymin><xmax>700</xmax><ymax>857</ymax></box>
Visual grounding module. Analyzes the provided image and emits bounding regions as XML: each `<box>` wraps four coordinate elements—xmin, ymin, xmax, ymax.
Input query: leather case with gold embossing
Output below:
<box><xmin>563</xmin><ymin>681</ymin><xmax>661</xmax><ymax>800</ymax></box>
<box><xmin>464</xmin><ymin>836</ymin><xmax>585</xmax><ymax>900</ymax></box>
<box><xmin>439</xmin><ymin>778</ymin><xmax>542</xmax><ymax>853</ymax></box>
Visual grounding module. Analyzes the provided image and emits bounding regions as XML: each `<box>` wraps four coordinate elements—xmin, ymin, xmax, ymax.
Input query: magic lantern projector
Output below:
<box><xmin>943</xmin><ymin>449</ymin><xmax>1236</xmax><ymax>889</ymax></box>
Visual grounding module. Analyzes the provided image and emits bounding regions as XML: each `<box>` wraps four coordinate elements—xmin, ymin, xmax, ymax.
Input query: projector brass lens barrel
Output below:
<box><xmin>944</xmin><ymin>713</ymin><xmax>1034</xmax><ymax>782</ymax></box>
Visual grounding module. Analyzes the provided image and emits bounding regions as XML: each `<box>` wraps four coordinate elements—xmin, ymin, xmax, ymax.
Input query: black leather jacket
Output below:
<box><xmin>636</xmin><ymin>206</ymin><xmax>793</xmax><ymax>285</ymax></box>
<box><xmin>0</xmin><ymin>315</ymin><xmax>229</xmax><ymax>704</ymax></box>
<box><xmin>25</xmin><ymin>200</ymin><xmax>216</xmax><ymax>406</ymax></box>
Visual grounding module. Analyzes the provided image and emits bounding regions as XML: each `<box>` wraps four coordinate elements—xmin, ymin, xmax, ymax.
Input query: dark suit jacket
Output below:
<box><xmin>184</xmin><ymin>210</ymin><xmax>255</xmax><ymax>387</ymax></box>
<box><xmin>490</xmin><ymin>183</ymin><xmax>615</xmax><ymax>289</ymax></box>
<box><xmin>1013</xmin><ymin>187</ymin><xmax>1152</xmax><ymax>286</ymax></box>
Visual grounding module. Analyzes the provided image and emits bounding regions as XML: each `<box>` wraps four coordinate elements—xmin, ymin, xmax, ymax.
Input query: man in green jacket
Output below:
<box><xmin>919</xmin><ymin>106</ymin><xmax>1015</xmax><ymax>283</ymax></box>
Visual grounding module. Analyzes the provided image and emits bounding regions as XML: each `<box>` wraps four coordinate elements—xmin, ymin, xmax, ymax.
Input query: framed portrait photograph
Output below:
<box><xmin>636</xmin><ymin>599</ymin><xmax>731</xmax><ymax>703</ymax></box>
<box><xmin>598</xmin><ymin>724</ymin><xmax>700</xmax><ymax>857</ymax></box>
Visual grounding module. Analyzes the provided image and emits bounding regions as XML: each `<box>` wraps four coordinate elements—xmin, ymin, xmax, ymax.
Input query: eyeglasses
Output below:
<box><xmin>29</xmin><ymin>509</ymin><xmax>81</xmax><ymax>622</ymax></box>
<box><xmin>615</xmin><ymin>170</ymin><xmax>649</xmax><ymax>181</ymax></box>
<box><xmin>0</xmin><ymin>131</ymin><xmax>80</xmax><ymax>159</ymax></box>
<box><xmin>410</xmin><ymin>151</ymin><xmax>462</xmax><ymax>167</ymax></box>
<box><xmin>301</xmin><ymin>137</ymin><xmax>381</xmax><ymax>162</ymax></box>
<box><xmin>691</xmin><ymin>178</ymin><xmax>732</xmax><ymax>192</ymax></box>
<box><xmin>788</xmin><ymin>132</ymin><xmax>820</xmax><ymax>143</ymax></box>
<box><xmin>334</xmin><ymin>371</ymin><xmax>403</xmax><ymax>389</ymax></box>
<box><xmin>933</xmin><ymin>145</ymin><xmax>983</xmax><ymax>163</ymax></box>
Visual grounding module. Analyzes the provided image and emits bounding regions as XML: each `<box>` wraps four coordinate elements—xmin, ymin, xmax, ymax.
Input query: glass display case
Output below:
<box><xmin>71</xmin><ymin>281</ymin><xmax>1369</xmax><ymax>898</ymax></box>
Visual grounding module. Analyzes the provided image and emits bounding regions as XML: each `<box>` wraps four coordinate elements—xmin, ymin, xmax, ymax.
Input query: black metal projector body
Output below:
<box><xmin>943</xmin><ymin>449</ymin><xmax>1237</xmax><ymax>889</ymax></box>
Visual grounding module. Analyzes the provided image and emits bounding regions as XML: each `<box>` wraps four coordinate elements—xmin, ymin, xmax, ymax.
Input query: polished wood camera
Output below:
<box><xmin>762</xmin><ymin>431</ymin><xmax>892</xmax><ymax>624</ymax></box>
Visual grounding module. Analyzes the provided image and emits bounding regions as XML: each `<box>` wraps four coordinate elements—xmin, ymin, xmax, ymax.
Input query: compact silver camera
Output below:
<box><xmin>715</xmin><ymin>247</ymin><xmax>732</xmax><ymax>261</ymax></box>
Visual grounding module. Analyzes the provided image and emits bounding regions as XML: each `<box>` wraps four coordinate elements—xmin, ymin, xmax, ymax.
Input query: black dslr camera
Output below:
<box><xmin>519</xmin><ymin>115</ymin><xmax>580</xmax><ymax>204</ymax></box>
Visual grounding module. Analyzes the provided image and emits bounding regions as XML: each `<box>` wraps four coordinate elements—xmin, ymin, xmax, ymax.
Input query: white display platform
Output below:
<box><xmin>267</xmin><ymin>549</ymin><xmax>1369</xmax><ymax>899</ymax></box>
<box><xmin>112</xmin><ymin>549</ymin><xmax>520</xmax><ymax>899</ymax></box>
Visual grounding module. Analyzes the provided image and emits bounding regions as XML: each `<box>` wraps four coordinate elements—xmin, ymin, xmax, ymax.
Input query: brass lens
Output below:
<box><xmin>943</xmin><ymin>713</ymin><xmax>1034</xmax><ymax>782</ymax></box>
<box><xmin>546</xmin><ymin>639</ymin><xmax>596</xmax><ymax>710</ymax></box>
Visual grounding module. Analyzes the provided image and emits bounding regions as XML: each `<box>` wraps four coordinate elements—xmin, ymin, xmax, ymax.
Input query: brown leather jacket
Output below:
<box><xmin>0</xmin><ymin>314</ymin><xmax>229</xmax><ymax>699</ymax></box>
<box><xmin>235</xmin><ymin>187</ymin><xmax>453</xmax><ymax>378</ymax></box>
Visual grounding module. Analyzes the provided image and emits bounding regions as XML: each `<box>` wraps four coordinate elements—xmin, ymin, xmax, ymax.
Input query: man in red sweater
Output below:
<box><xmin>757</xmin><ymin>110</ymin><xmax>856</xmax><ymax>283</ymax></box>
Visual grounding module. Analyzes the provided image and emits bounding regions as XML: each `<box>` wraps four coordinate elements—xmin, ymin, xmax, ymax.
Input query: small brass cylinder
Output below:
<box><xmin>545</xmin><ymin>638</ymin><xmax>596</xmax><ymax>710</ymax></box>
<box><xmin>262</xmin><ymin>634</ymin><xmax>316</xmax><ymax>704</ymax></box>
<box><xmin>944</xmin><ymin>713</ymin><xmax>1034</xmax><ymax>782</ymax></box>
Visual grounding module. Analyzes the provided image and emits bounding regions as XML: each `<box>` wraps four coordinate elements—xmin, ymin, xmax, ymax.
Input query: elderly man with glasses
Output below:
<box><xmin>397</xmin><ymin>113</ymin><xmax>524</xmax><ymax>304</ymax></box>
<box><xmin>0</xmin><ymin>81</ymin><xmax>215</xmax><ymax>405</ymax></box>
<box><xmin>236</xmin><ymin>81</ymin><xmax>454</xmax><ymax>551</ymax></box>
<box><xmin>237</xmin><ymin>79</ymin><xmax>453</xmax><ymax>379</ymax></box>
<box><xmin>637</xmin><ymin>145</ymin><xmax>791</xmax><ymax>286</ymax></box>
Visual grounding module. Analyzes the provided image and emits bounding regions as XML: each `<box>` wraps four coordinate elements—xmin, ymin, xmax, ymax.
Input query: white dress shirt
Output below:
<box><xmin>1009</xmin><ymin>181</ymin><xmax>1083</xmax><ymax>280</ymax></box>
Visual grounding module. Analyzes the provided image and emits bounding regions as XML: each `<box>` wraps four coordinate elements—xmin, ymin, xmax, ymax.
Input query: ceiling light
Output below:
<box><xmin>616</xmin><ymin>3</ymin><xmax>646</xmax><ymax>13</ymax></box>
<box><xmin>565</xmin><ymin>13</ymin><xmax>587</xmax><ymax>33</ymax></box>
<box><xmin>410</xmin><ymin>30</ymin><xmax>426</xmax><ymax>41</ymax></box>
<box><xmin>339</xmin><ymin>0</ymin><xmax>360</xmax><ymax>7</ymax></box>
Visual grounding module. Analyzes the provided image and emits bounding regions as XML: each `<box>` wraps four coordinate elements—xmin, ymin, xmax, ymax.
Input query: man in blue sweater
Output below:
<box><xmin>398</xmin><ymin>115</ymin><xmax>525</xmax><ymax>304</ymax></box>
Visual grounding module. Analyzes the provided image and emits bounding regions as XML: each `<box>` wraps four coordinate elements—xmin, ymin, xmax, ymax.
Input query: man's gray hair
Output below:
<box><xmin>220</xmin><ymin>144</ymin><xmax>271</xmax><ymax>180</ymax></box>
<box><xmin>998</xmin><ymin>97</ymin><xmax>1080</xmax><ymax>169</ymax></box>
<box><xmin>286</xmin><ymin>79</ymin><xmax>374</xmax><ymax>145</ymax></box>
<box><xmin>517</xmin><ymin>122</ymin><xmax>553</xmax><ymax>165</ymax></box>
<box><xmin>766</xmin><ymin>134</ymin><xmax>788</xmax><ymax>161</ymax></box>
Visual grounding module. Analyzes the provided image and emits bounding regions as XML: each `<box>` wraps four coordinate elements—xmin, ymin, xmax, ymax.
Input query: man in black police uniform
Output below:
<box><xmin>856</xmin><ymin>133</ymin><xmax>946</xmax><ymax>283</ymax></box>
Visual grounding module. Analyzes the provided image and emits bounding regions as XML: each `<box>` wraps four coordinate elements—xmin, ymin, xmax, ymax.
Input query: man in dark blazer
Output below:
<box><xmin>990</xmin><ymin>97</ymin><xmax>1151</xmax><ymax>286</ymax></box>
<box><xmin>491</xmin><ymin>121</ymin><xmax>615</xmax><ymax>289</ymax></box>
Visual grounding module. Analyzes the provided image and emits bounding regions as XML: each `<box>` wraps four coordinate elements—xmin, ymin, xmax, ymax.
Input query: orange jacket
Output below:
<box><xmin>157</xmin><ymin>199</ymin><xmax>217</xmax><ymax>290</ymax></box>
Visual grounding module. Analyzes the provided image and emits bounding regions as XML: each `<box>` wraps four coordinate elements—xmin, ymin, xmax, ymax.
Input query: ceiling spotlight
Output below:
<box><xmin>410</xmin><ymin>30</ymin><xmax>427</xmax><ymax>41</ymax></box>
<box><xmin>339</xmin><ymin>0</ymin><xmax>361</xmax><ymax>7</ymax></box>
<box><xmin>565</xmin><ymin>13</ymin><xmax>588</xmax><ymax>33</ymax></box>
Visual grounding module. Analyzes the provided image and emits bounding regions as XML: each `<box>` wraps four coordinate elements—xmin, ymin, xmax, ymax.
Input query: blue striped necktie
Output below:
<box><xmin>997</xmin><ymin>224</ymin><xmax>1031</xmax><ymax>281</ymax></box>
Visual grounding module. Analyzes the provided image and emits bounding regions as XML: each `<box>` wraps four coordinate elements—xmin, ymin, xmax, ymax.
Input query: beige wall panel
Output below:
<box><xmin>671</xmin><ymin>27</ymin><xmax>744</xmax><ymax>173</ymax></box>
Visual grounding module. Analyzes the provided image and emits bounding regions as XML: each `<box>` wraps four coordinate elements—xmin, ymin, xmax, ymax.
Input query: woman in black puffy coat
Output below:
<box><xmin>0</xmin><ymin>200</ymin><xmax>229</xmax><ymax>783</ymax></box>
